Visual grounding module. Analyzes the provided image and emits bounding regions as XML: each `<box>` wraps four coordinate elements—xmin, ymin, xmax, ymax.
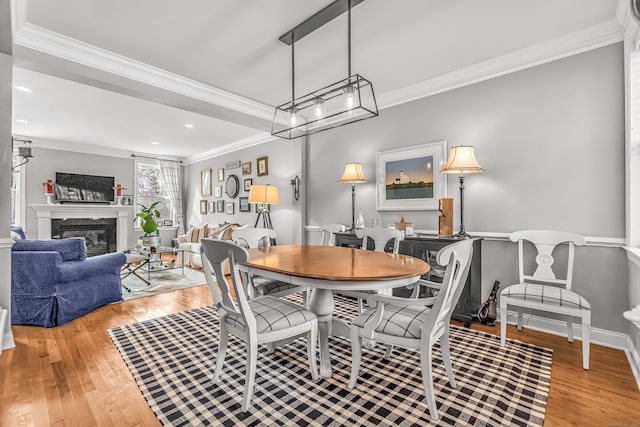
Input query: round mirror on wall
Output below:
<box><xmin>225</xmin><ymin>174</ymin><xmax>240</xmax><ymax>199</ymax></box>
<box><xmin>633</xmin><ymin>0</ymin><xmax>640</xmax><ymax>23</ymax></box>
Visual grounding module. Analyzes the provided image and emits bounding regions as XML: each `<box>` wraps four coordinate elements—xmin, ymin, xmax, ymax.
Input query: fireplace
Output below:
<box><xmin>51</xmin><ymin>218</ymin><xmax>117</xmax><ymax>257</ymax></box>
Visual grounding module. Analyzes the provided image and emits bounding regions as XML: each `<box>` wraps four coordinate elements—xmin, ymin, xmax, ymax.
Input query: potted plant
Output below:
<box><xmin>136</xmin><ymin>201</ymin><xmax>162</xmax><ymax>248</ymax></box>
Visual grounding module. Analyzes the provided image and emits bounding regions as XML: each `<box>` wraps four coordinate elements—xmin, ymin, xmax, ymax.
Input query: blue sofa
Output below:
<box><xmin>11</xmin><ymin>237</ymin><xmax>126</xmax><ymax>327</ymax></box>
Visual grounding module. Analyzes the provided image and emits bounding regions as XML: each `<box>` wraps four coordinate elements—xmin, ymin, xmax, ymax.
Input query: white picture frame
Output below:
<box><xmin>376</xmin><ymin>140</ymin><xmax>447</xmax><ymax>211</ymax></box>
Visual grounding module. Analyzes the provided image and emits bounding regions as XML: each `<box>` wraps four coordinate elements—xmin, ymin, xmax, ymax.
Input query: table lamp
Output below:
<box><xmin>440</xmin><ymin>146</ymin><xmax>484</xmax><ymax>238</ymax></box>
<box><xmin>339</xmin><ymin>163</ymin><xmax>368</xmax><ymax>231</ymax></box>
<box><xmin>248</xmin><ymin>184</ymin><xmax>280</xmax><ymax>230</ymax></box>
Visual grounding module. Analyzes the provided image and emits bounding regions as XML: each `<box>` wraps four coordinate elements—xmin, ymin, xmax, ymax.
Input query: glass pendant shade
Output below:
<box><xmin>441</xmin><ymin>146</ymin><xmax>485</xmax><ymax>175</ymax></box>
<box><xmin>248</xmin><ymin>184</ymin><xmax>280</xmax><ymax>204</ymax></box>
<box><xmin>272</xmin><ymin>74</ymin><xmax>378</xmax><ymax>139</ymax></box>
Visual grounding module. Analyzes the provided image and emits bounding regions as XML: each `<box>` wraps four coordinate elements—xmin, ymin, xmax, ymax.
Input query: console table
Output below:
<box><xmin>333</xmin><ymin>232</ymin><xmax>482</xmax><ymax>326</ymax></box>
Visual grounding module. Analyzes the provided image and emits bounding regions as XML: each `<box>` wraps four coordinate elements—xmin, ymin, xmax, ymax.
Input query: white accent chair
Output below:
<box><xmin>318</xmin><ymin>223</ymin><xmax>347</xmax><ymax>246</ymax></box>
<box><xmin>232</xmin><ymin>227</ymin><xmax>306</xmax><ymax>300</ymax></box>
<box><xmin>348</xmin><ymin>239</ymin><xmax>474</xmax><ymax>421</ymax></box>
<box><xmin>499</xmin><ymin>230</ymin><xmax>590</xmax><ymax>369</ymax></box>
<box><xmin>343</xmin><ymin>228</ymin><xmax>405</xmax><ymax>313</ymax></box>
<box><xmin>200</xmin><ymin>239</ymin><xmax>318</xmax><ymax>411</ymax></box>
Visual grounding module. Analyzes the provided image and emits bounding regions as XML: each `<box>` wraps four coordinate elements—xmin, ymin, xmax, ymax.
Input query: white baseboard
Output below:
<box><xmin>1</xmin><ymin>330</ymin><xmax>14</xmax><ymax>354</ymax></box>
<box><xmin>625</xmin><ymin>335</ymin><xmax>640</xmax><ymax>391</ymax></box>
<box><xmin>500</xmin><ymin>310</ymin><xmax>628</xmax><ymax>350</ymax></box>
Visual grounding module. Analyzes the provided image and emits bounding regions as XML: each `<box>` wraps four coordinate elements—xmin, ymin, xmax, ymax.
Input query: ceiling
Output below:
<box><xmin>11</xmin><ymin>0</ymin><xmax>621</xmax><ymax>161</ymax></box>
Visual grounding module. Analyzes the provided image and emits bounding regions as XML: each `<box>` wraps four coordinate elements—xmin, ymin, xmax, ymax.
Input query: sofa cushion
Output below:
<box><xmin>10</xmin><ymin>226</ymin><xmax>26</xmax><ymax>240</ymax></box>
<box><xmin>187</xmin><ymin>224</ymin><xmax>209</xmax><ymax>243</ymax></box>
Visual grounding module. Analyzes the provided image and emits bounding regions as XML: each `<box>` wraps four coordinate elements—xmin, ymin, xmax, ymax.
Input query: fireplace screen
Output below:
<box><xmin>51</xmin><ymin>218</ymin><xmax>117</xmax><ymax>257</ymax></box>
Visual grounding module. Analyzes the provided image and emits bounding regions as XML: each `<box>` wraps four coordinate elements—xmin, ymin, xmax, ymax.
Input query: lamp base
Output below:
<box><xmin>453</xmin><ymin>231</ymin><xmax>473</xmax><ymax>239</ymax></box>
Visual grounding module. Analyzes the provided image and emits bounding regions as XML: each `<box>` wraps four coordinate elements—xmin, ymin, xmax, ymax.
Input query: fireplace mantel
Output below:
<box><xmin>30</xmin><ymin>204</ymin><xmax>133</xmax><ymax>251</ymax></box>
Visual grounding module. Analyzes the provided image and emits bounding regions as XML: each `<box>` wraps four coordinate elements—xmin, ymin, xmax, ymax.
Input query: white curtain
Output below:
<box><xmin>159</xmin><ymin>160</ymin><xmax>185</xmax><ymax>234</ymax></box>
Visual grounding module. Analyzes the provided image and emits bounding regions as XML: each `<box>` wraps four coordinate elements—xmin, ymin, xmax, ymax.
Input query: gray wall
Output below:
<box><xmin>22</xmin><ymin>147</ymin><xmax>146</xmax><ymax>248</ymax></box>
<box><xmin>184</xmin><ymin>139</ymin><xmax>303</xmax><ymax>245</ymax></box>
<box><xmin>304</xmin><ymin>44</ymin><xmax>628</xmax><ymax>333</ymax></box>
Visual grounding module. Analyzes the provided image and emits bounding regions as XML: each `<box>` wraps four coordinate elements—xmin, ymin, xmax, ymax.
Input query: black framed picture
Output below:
<box><xmin>163</xmin><ymin>219</ymin><xmax>173</xmax><ymax>226</ymax></box>
<box><xmin>216</xmin><ymin>200</ymin><xmax>224</xmax><ymax>212</ymax></box>
<box><xmin>226</xmin><ymin>201</ymin><xmax>235</xmax><ymax>215</ymax></box>
<box><xmin>244</xmin><ymin>178</ymin><xmax>252</xmax><ymax>192</ymax></box>
<box><xmin>200</xmin><ymin>200</ymin><xmax>207</xmax><ymax>214</ymax></box>
<box><xmin>239</xmin><ymin>197</ymin><xmax>250</xmax><ymax>212</ymax></box>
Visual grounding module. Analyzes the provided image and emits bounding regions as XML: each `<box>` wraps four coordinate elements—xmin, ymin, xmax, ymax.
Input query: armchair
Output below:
<box><xmin>11</xmin><ymin>237</ymin><xmax>126</xmax><ymax>327</ymax></box>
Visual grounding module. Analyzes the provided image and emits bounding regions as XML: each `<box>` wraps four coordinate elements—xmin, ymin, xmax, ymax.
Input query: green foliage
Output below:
<box><xmin>135</xmin><ymin>201</ymin><xmax>161</xmax><ymax>236</ymax></box>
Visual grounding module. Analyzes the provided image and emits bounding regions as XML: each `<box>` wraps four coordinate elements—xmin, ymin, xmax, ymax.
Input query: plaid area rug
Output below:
<box><xmin>108</xmin><ymin>295</ymin><xmax>552</xmax><ymax>426</ymax></box>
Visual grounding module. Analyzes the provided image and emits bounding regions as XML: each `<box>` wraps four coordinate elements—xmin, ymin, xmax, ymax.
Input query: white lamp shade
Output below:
<box><xmin>441</xmin><ymin>146</ymin><xmax>484</xmax><ymax>175</ymax></box>
<box><xmin>339</xmin><ymin>163</ymin><xmax>368</xmax><ymax>183</ymax></box>
<box><xmin>248</xmin><ymin>184</ymin><xmax>280</xmax><ymax>204</ymax></box>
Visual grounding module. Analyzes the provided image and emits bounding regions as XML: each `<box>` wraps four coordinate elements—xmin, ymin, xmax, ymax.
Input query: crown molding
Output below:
<box><xmin>14</xmin><ymin>134</ymin><xmax>184</xmax><ymax>162</ymax></box>
<box><xmin>13</xmin><ymin>23</ymin><xmax>275</xmax><ymax>122</ymax></box>
<box><xmin>377</xmin><ymin>19</ymin><xmax>624</xmax><ymax>110</ymax></box>
<box><xmin>184</xmin><ymin>132</ymin><xmax>278</xmax><ymax>165</ymax></box>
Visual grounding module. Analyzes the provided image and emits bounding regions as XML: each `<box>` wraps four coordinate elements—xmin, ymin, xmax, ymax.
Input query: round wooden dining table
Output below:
<box><xmin>240</xmin><ymin>245</ymin><xmax>430</xmax><ymax>378</ymax></box>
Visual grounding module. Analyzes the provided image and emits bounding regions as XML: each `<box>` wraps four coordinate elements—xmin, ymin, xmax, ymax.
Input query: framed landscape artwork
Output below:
<box><xmin>201</xmin><ymin>169</ymin><xmax>212</xmax><ymax>197</ymax></box>
<box><xmin>242</xmin><ymin>162</ymin><xmax>251</xmax><ymax>175</ymax></box>
<box><xmin>257</xmin><ymin>156</ymin><xmax>268</xmax><ymax>176</ymax></box>
<box><xmin>375</xmin><ymin>140</ymin><xmax>447</xmax><ymax>211</ymax></box>
<box><xmin>239</xmin><ymin>197</ymin><xmax>250</xmax><ymax>212</ymax></box>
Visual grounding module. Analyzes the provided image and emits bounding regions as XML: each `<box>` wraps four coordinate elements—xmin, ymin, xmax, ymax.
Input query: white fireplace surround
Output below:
<box><xmin>30</xmin><ymin>204</ymin><xmax>132</xmax><ymax>251</ymax></box>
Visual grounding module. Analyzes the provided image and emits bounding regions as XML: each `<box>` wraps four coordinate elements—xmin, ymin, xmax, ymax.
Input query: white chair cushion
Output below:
<box><xmin>352</xmin><ymin>304</ymin><xmax>431</xmax><ymax>339</ymax></box>
<box><xmin>253</xmin><ymin>277</ymin><xmax>299</xmax><ymax>295</ymax></box>
<box><xmin>224</xmin><ymin>296</ymin><xmax>316</xmax><ymax>334</ymax></box>
<box><xmin>502</xmin><ymin>283</ymin><xmax>591</xmax><ymax>310</ymax></box>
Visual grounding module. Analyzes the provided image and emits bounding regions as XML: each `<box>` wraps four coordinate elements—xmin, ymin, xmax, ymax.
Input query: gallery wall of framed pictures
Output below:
<box><xmin>195</xmin><ymin>155</ymin><xmax>271</xmax><ymax>219</ymax></box>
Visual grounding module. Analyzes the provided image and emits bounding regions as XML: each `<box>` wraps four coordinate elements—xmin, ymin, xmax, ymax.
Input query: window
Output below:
<box><xmin>136</xmin><ymin>160</ymin><xmax>174</xmax><ymax>226</ymax></box>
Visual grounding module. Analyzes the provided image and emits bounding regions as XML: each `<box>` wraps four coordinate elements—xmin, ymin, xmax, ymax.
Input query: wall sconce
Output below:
<box><xmin>12</xmin><ymin>137</ymin><xmax>33</xmax><ymax>170</ymax></box>
<box><xmin>290</xmin><ymin>175</ymin><xmax>300</xmax><ymax>201</ymax></box>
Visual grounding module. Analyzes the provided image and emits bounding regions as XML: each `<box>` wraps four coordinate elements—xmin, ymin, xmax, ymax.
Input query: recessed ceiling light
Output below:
<box><xmin>184</xmin><ymin>124</ymin><xmax>195</xmax><ymax>128</ymax></box>
<box><xmin>151</xmin><ymin>141</ymin><xmax>160</xmax><ymax>145</ymax></box>
<box><xmin>15</xmin><ymin>86</ymin><xmax>32</xmax><ymax>93</ymax></box>
<box><xmin>15</xmin><ymin>119</ymin><xmax>29</xmax><ymax>124</ymax></box>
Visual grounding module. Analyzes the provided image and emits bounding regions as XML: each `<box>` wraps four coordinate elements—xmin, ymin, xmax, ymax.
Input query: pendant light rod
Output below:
<box><xmin>291</xmin><ymin>40</ymin><xmax>295</xmax><ymax>101</ymax></box>
<box><xmin>348</xmin><ymin>0</ymin><xmax>351</xmax><ymax>77</ymax></box>
<box><xmin>279</xmin><ymin>0</ymin><xmax>365</xmax><ymax>46</ymax></box>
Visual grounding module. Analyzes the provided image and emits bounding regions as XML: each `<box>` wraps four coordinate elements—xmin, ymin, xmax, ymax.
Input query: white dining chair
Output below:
<box><xmin>343</xmin><ymin>228</ymin><xmax>405</xmax><ymax>313</ymax></box>
<box><xmin>200</xmin><ymin>239</ymin><xmax>318</xmax><ymax>411</ymax></box>
<box><xmin>348</xmin><ymin>239</ymin><xmax>474</xmax><ymax>421</ymax></box>
<box><xmin>499</xmin><ymin>230</ymin><xmax>590</xmax><ymax>369</ymax></box>
<box><xmin>232</xmin><ymin>227</ymin><xmax>305</xmax><ymax>300</ymax></box>
<box><xmin>318</xmin><ymin>223</ymin><xmax>347</xmax><ymax>246</ymax></box>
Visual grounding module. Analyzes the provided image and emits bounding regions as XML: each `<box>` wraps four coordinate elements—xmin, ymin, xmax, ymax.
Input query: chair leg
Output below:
<box><xmin>582</xmin><ymin>310</ymin><xmax>591</xmax><ymax>370</ymax></box>
<box><xmin>241</xmin><ymin>341</ymin><xmax>258</xmax><ymax>412</ymax></box>
<box><xmin>441</xmin><ymin>327</ymin><xmax>456</xmax><ymax>389</ymax></box>
<box><xmin>213</xmin><ymin>325</ymin><xmax>229</xmax><ymax>383</ymax></box>
<box><xmin>517</xmin><ymin>310</ymin><xmax>523</xmax><ymax>331</ymax></box>
<box><xmin>500</xmin><ymin>300</ymin><xmax>507</xmax><ymax>347</ymax></box>
<box><xmin>348</xmin><ymin>327</ymin><xmax>362</xmax><ymax>389</ymax></box>
<box><xmin>567</xmin><ymin>317</ymin><xmax>574</xmax><ymax>343</ymax></box>
<box><xmin>420</xmin><ymin>341</ymin><xmax>439</xmax><ymax>421</ymax></box>
<box><xmin>307</xmin><ymin>320</ymin><xmax>319</xmax><ymax>380</ymax></box>
<box><xmin>384</xmin><ymin>345</ymin><xmax>394</xmax><ymax>359</ymax></box>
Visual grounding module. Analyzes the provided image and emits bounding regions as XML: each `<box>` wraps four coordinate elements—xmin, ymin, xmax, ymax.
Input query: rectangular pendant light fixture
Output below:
<box><xmin>271</xmin><ymin>0</ymin><xmax>379</xmax><ymax>139</ymax></box>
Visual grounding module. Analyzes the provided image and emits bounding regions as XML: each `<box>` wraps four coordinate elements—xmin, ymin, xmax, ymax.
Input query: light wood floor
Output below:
<box><xmin>1</xmin><ymin>284</ymin><xmax>639</xmax><ymax>426</ymax></box>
